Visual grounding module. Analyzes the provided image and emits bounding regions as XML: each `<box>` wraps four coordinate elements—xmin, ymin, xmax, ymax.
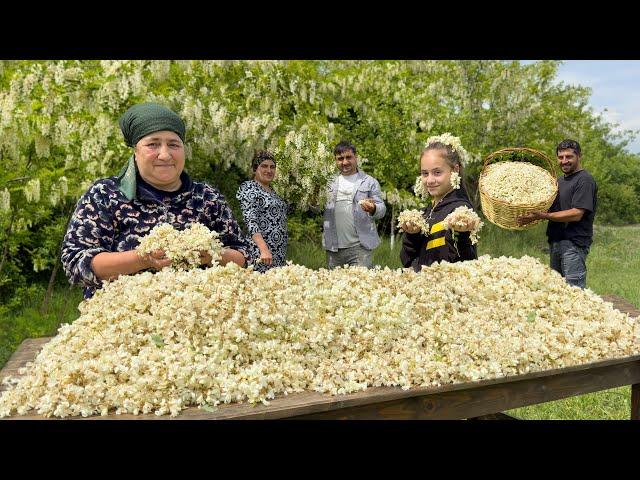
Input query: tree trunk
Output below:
<box><xmin>0</xmin><ymin>210</ymin><xmax>15</xmax><ymax>277</ymax></box>
<box><xmin>40</xmin><ymin>257</ymin><xmax>60</xmax><ymax>314</ymax></box>
<box><xmin>466</xmin><ymin>177</ymin><xmax>480</xmax><ymax>211</ymax></box>
<box><xmin>390</xmin><ymin>205</ymin><xmax>396</xmax><ymax>251</ymax></box>
<box><xmin>40</xmin><ymin>206</ymin><xmax>74</xmax><ymax>314</ymax></box>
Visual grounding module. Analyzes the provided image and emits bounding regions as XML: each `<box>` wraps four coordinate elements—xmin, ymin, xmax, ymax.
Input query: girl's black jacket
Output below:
<box><xmin>400</xmin><ymin>188</ymin><xmax>478</xmax><ymax>272</ymax></box>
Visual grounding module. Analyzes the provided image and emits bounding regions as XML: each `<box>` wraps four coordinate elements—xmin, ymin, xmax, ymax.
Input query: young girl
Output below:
<box><xmin>400</xmin><ymin>136</ymin><xmax>479</xmax><ymax>272</ymax></box>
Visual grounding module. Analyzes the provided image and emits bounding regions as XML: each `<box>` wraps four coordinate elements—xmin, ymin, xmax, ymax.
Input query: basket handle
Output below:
<box><xmin>482</xmin><ymin>147</ymin><xmax>557</xmax><ymax>177</ymax></box>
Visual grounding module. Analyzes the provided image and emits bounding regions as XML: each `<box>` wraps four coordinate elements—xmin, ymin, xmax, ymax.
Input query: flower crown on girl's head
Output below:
<box><xmin>413</xmin><ymin>133</ymin><xmax>467</xmax><ymax>199</ymax></box>
<box><xmin>425</xmin><ymin>132</ymin><xmax>471</xmax><ymax>167</ymax></box>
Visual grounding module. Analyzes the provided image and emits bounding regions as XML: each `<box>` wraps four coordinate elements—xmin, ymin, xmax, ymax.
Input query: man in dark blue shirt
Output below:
<box><xmin>518</xmin><ymin>139</ymin><xmax>598</xmax><ymax>289</ymax></box>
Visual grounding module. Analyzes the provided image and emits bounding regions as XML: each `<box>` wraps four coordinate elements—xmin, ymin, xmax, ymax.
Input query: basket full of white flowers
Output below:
<box><xmin>479</xmin><ymin>147</ymin><xmax>558</xmax><ymax>230</ymax></box>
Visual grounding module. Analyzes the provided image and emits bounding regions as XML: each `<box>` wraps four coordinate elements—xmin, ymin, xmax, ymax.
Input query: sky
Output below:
<box><xmin>529</xmin><ymin>60</ymin><xmax>640</xmax><ymax>154</ymax></box>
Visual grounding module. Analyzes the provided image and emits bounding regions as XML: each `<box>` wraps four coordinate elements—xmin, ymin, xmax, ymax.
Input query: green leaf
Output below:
<box><xmin>150</xmin><ymin>334</ymin><xmax>165</xmax><ymax>348</ymax></box>
<box><xmin>526</xmin><ymin>311</ymin><xmax>536</xmax><ymax>323</ymax></box>
<box><xmin>201</xmin><ymin>405</ymin><xmax>217</xmax><ymax>413</ymax></box>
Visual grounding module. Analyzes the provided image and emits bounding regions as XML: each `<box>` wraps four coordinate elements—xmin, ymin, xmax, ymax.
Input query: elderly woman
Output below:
<box><xmin>61</xmin><ymin>102</ymin><xmax>250</xmax><ymax>298</ymax></box>
<box><xmin>236</xmin><ymin>150</ymin><xmax>291</xmax><ymax>273</ymax></box>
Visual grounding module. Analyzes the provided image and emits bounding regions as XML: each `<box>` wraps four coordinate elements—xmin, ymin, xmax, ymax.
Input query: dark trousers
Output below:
<box><xmin>550</xmin><ymin>240</ymin><xmax>589</xmax><ymax>289</ymax></box>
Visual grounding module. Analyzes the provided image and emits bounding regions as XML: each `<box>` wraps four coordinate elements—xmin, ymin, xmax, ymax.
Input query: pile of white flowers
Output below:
<box><xmin>1</xmin><ymin>256</ymin><xmax>637</xmax><ymax>419</ymax></box>
<box><xmin>444</xmin><ymin>206</ymin><xmax>484</xmax><ymax>245</ymax></box>
<box><xmin>481</xmin><ymin>161</ymin><xmax>556</xmax><ymax>205</ymax></box>
<box><xmin>397</xmin><ymin>209</ymin><xmax>430</xmax><ymax>234</ymax></box>
<box><xmin>136</xmin><ymin>223</ymin><xmax>223</xmax><ymax>270</ymax></box>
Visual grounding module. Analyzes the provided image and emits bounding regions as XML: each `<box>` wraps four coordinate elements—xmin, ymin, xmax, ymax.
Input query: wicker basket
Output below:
<box><xmin>479</xmin><ymin>147</ymin><xmax>558</xmax><ymax>230</ymax></box>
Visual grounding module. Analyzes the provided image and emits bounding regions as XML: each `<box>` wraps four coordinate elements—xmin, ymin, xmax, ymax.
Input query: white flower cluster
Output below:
<box><xmin>272</xmin><ymin>125</ymin><xmax>336</xmax><ymax>211</ymax></box>
<box><xmin>24</xmin><ymin>178</ymin><xmax>40</xmax><ymax>204</ymax></box>
<box><xmin>58</xmin><ymin>176</ymin><xmax>68</xmax><ymax>196</ymax></box>
<box><xmin>49</xmin><ymin>176</ymin><xmax>71</xmax><ymax>207</ymax></box>
<box><xmin>425</xmin><ymin>132</ymin><xmax>472</xmax><ymax>167</ymax></box>
<box><xmin>358</xmin><ymin>199</ymin><xmax>374</xmax><ymax>209</ymax></box>
<box><xmin>136</xmin><ymin>223</ymin><xmax>223</xmax><ymax>270</ymax></box>
<box><xmin>444</xmin><ymin>206</ymin><xmax>484</xmax><ymax>245</ymax></box>
<box><xmin>383</xmin><ymin>189</ymin><xmax>420</xmax><ymax>209</ymax></box>
<box><xmin>0</xmin><ymin>188</ymin><xmax>10</xmax><ymax>213</ymax></box>
<box><xmin>481</xmin><ymin>162</ymin><xmax>556</xmax><ymax>205</ymax></box>
<box><xmin>1</xmin><ymin>256</ymin><xmax>637</xmax><ymax>419</ymax></box>
<box><xmin>450</xmin><ymin>171</ymin><xmax>461</xmax><ymax>190</ymax></box>
<box><xmin>14</xmin><ymin>218</ymin><xmax>32</xmax><ymax>233</ymax></box>
<box><xmin>397</xmin><ymin>209</ymin><xmax>430</xmax><ymax>235</ymax></box>
<box><xmin>414</xmin><ymin>176</ymin><xmax>429</xmax><ymax>200</ymax></box>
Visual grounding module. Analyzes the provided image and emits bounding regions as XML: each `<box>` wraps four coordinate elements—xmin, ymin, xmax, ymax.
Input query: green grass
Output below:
<box><xmin>588</xmin><ymin>224</ymin><xmax>640</xmax><ymax>307</ymax></box>
<box><xmin>2</xmin><ymin>222</ymin><xmax>638</xmax><ymax>419</ymax></box>
<box><xmin>0</xmin><ymin>284</ymin><xmax>83</xmax><ymax>369</ymax></box>
<box><xmin>507</xmin><ymin>386</ymin><xmax>632</xmax><ymax>420</ymax></box>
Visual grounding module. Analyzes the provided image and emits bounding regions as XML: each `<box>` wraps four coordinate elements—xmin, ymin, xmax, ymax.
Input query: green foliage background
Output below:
<box><xmin>1</xmin><ymin>60</ymin><xmax>639</xmax><ymax>315</ymax></box>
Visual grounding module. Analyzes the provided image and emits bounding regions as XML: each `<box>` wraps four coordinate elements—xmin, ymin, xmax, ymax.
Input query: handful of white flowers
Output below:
<box><xmin>397</xmin><ymin>209</ymin><xmax>430</xmax><ymax>235</ymax></box>
<box><xmin>444</xmin><ymin>206</ymin><xmax>484</xmax><ymax>245</ymax></box>
<box><xmin>136</xmin><ymin>223</ymin><xmax>223</xmax><ymax>270</ymax></box>
<box><xmin>358</xmin><ymin>198</ymin><xmax>374</xmax><ymax>209</ymax></box>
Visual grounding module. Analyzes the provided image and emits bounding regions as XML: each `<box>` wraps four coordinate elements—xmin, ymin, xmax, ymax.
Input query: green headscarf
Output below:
<box><xmin>116</xmin><ymin>103</ymin><xmax>186</xmax><ymax>200</ymax></box>
<box><xmin>118</xmin><ymin>102</ymin><xmax>186</xmax><ymax>147</ymax></box>
<box><xmin>116</xmin><ymin>156</ymin><xmax>138</xmax><ymax>201</ymax></box>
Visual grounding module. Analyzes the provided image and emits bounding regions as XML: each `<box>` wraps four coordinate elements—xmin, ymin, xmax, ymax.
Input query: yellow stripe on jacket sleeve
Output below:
<box><xmin>426</xmin><ymin>236</ymin><xmax>446</xmax><ymax>250</ymax></box>
<box><xmin>430</xmin><ymin>221</ymin><xmax>445</xmax><ymax>234</ymax></box>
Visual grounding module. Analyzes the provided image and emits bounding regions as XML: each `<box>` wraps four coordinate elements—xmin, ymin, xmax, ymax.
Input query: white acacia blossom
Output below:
<box><xmin>444</xmin><ymin>206</ymin><xmax>484</xmax><ymax>245</ymax></box>
<box><xmin>58</xmin><ymin>176</ymin><xmax>68</xmax><ymax>196</ymax></box>
<box><xmin>0</xmin><ymin>256</ymin><xmax>637</xmax><ymax>418</ymax></box>
<box><xmin>24</xmin><ymin>178</ymin><xmax>40</xmax><ymax>203</ymax></box>
<box><xmin>384</xmin><ymin>189</ymin><xmax>420</xmax><ymax>209</ymax></box>
<box><xmin>0</xmin><ymin>188</ymin><xmax>9</xmax><ymax>213</ymax></box>
<box><xmin>136</xmin><ymin>223</ymin><xmax>223</xmax><ymax>270</ymax></box>
<box><xmin>397</xmin><ymin>209</ymin><xmax>430</xmax><ymax>234</ymax></box>
<box><xmin>450</xmin><ymin>171</ymin><xmax>461</xmax><ymax>190</ymax></box>
<box><xmin>481</xmin><ymin>161</ymin><xmax>556</xmax><ymax>205</ymax></box>
<box><xmin>414</xmin><ymin>176</ymin><xmax>429</xmax><ymax>200</ymax></box>
<box><xmin>272</xmin><ymin>126</ymin><xmax>336</xmax><ymax>211</ymax></box>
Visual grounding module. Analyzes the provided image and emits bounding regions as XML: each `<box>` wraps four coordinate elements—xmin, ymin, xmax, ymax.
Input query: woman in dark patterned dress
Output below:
<box><xmin>61</xmin><ymin>103</ymin><xmax>251</xmax><ymax>299</ymax></box>
<box><xmin>236</xmin><ymin>151</ymin><xmax>290</xmax><ymax>273</ymax></box>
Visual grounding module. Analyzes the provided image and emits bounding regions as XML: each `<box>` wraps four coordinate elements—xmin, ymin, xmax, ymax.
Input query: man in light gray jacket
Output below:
<box><xmin>323</xmin><ymin>141</ymin><xmax>386</xmax><ymax>268</ymax></box>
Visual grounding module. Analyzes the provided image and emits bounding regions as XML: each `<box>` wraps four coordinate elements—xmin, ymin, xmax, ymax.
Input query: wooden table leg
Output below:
<box><xmin>632</xmin><ymin>384</ymin><xmax>640</xmax><ymax>420</ymax></box>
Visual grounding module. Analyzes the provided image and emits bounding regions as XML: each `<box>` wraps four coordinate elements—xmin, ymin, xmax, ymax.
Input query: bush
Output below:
<box><xmin>287</xmin><ymin>212</ymin><xmax>323</xmax><ymax>243</ymax></box>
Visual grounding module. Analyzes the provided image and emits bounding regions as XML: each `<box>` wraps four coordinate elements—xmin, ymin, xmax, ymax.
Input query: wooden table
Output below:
<box><xmin>2</xmin><ymin>295</ymin><xmax>638</xmax><ymax>420</ymax></box>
